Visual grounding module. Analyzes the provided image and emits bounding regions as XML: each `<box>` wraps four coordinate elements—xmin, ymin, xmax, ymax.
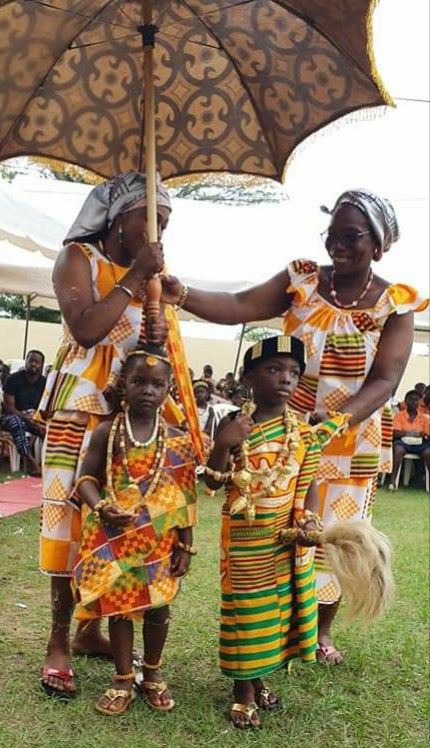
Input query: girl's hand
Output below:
<box><xmin>133</xmin><ymin>242</ymin><xmax>164</xmax><ymax>279</ymax></box>
<box><xmin>297</xmin><ymin>520</ymin><xmax>319</xmax><ymax>546</ymax></box>
<box><xmin>170</xmin><ymin>549</ymin><xmax>191</xmax><ymax>578</ymax></box>
<box><xmin>99</xmin><ymin>505</ymin><xmax>136</xmax><ymax>527</ymax></box>
<box><xmin>160</xmin><ymin>275</ymin><xmax>184</xmax><ymax>306</ymax></box>
<box><xmin>217</xmin><ymin>415</ymin><xmax>253</xmax><ymax>449</ymax></box>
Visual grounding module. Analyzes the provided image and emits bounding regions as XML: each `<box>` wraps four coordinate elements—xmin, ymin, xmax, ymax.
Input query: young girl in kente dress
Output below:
<box><xmin>205</xmin><ymin>335</ymin><xmax>393</xmax><ymax>729</ymax></box>
<box><xmin>72</xmin><ymin>345</ymin><xmax>197</xmax><ymax>715</ymax></box>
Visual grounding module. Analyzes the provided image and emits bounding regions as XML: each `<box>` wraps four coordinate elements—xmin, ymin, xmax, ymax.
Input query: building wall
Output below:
<box><xmin>0</xmin><ymin>318</ymin><xmax>428</xmax><ymax>399</ymax></box>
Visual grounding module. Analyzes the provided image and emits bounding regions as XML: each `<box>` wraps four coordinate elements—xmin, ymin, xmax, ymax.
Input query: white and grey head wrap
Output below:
<box><xmin>64</xmin><ymin>171</ymin><xmax>171</xmax><ymax>244</ymax></box>
<box><xmin>322</xmin><ymin>189</ymin><xmax>400</xmax><ymax>253</ymax></box>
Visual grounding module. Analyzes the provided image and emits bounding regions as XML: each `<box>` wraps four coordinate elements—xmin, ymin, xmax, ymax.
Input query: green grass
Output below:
<box><xmin>0</xmin><ymin>486</ymin><xmax>428</xmax><ymax>748</ymax></box>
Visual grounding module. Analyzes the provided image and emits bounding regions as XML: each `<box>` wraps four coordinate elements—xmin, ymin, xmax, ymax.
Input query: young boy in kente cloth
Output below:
<box><xmin>72</xmin><ymin>345</ymin><xmax>197</xmax><ymax>715</ymax></box>
<box><xmin>205</xmin><ymin>335</ymin><xmax>348</xmax><ymax>729</ymax></box>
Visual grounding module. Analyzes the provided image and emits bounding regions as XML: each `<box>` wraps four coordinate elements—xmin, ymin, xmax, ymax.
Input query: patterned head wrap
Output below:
<box><xmin>243</xmin><ymin>335</ymin><xmax>306</xmax><ymax>375</ymax></box>
<box><xmin>321</xmin><ymin>189</ymin><xmax>400</xmax><ymax>253</ymax></box>
<box><xmin>64</xmin><ymin>171</ymin><xmax>171</xmax><ymax>244</ymax></box>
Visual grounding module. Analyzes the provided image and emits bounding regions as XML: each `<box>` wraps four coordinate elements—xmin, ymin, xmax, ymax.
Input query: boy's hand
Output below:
<box><xmin>170</xmin><ymin>549</ymin><xmax>191</xmax><ymax>578</ymax></box>
<box><xmin>217</xmin><ymin>415</ymin><xmax>253</xmax><ymax>449</ymax></box>
<box><xmin>99</xmin><ymin>505</ymin><xmax>136</xmax><ymax>527</ymax></box>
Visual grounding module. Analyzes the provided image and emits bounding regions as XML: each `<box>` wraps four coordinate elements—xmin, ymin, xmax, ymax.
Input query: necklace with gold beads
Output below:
<box><xmin>105</xmin><ymin>411</ymin><xmax>167</xmax><ymax>513</ymax></box>
<box><xmin>230</xmin><ymin>406</ymin><xmax>301</xmax><ymax>523</ymax></box>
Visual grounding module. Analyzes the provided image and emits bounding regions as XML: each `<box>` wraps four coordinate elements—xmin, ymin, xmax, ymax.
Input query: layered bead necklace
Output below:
<box><xmin>329</xmin><ymin>268</ymin><xmax>373</xmax><ymax>309</ymax></box>
<box><xmin>230</xmin><ymin>407</ymin><xmax>301</xmax><ymax>523</ymax></box>
<box><xmin>106</xmin><ymin>411</ymin><xmax>167</xmax><ymax>514</ymax></box>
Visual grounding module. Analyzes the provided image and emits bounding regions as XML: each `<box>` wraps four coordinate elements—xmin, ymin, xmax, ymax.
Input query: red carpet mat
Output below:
<box><xmin>0</xmin><ymin>476</ymin><xmax>42</xmax><ymax>518</ymax></box>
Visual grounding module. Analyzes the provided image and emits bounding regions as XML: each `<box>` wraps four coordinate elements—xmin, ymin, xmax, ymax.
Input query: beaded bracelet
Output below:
<box><xmin>176</xmin><ymin>540</ymin><xmax>197</xmax><ymax>556</ymax></box>
<box><xmin>176</xmin><ymin>284</ymin><xmax>189</xmax><ymax>309</ymax></box>
<box><xmin>93</xmin><ymin>498</ymin><xmax>112</xmax><ymax>518</ymax></box>
<box><xmin>204</xmin><ymin>465</ymin><xmax>232</xmax><ymax>483</ymax></box>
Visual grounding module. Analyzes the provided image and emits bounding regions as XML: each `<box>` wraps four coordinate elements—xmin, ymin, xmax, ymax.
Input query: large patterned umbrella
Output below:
<box><xmin>0</xmin><ymin>0</ymin><xmax>391</xmax><ymax>184</ymax></box>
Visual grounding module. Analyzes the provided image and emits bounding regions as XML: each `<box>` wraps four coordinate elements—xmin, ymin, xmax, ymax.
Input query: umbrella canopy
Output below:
<box><xmin>0</xmin><ymin>1</ymin><xmax>391</xmax><ymax>182</ymax></box>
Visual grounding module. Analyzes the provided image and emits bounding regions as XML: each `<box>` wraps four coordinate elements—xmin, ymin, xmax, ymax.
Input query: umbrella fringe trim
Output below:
<box><xmin>281</xmin><ymin>103</ymin><xmax>389</xmax><ymax>183</ymax></box>
<box><xmin>366</xmin><ymin>0</ymin><xmax>395</xmax><ymax>107</ymax></box>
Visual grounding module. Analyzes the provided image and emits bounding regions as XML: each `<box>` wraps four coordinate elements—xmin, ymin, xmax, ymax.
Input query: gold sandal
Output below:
<box><xmin>95</xmin><ymin>687</ymin><xmax>136</xmax><ymax>716</ymax></box>
<box><xmin>136</xmin><ymin>676</ymin><xmax>175</xmax><ymax>712</ymax></box>
<box><xmin>230</xmin><ymin>702</ymin><xmax>260</xmax><ymax>729</ymax></box>
<box><xmin>95</xmin><ymin>672</ymin><xmax>136</xmax><ymax>716</ymax></box>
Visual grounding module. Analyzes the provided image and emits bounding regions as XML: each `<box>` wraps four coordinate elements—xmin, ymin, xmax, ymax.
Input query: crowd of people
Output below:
<box><xmin>0</xmin><ymin>175</ymin><xmax>428</xmax><ymax>728</ymax></box>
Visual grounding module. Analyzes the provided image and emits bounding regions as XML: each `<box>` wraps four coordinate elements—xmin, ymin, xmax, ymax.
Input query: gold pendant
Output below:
<box><xmin>232</xmin><ymin>468</ymin><xmax>253</xmax><ymax>490</ymax></box>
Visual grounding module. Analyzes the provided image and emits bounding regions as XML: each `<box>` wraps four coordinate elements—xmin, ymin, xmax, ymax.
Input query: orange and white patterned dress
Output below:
<box><xmin>39</xmin><ymin>242</ymin><xmax>201</xmax><ymax>576</ymax></box>
<box><xmin>284</xmin><ymin>259</ymin><xmax>428</xmax><ymax>603</ymax></box>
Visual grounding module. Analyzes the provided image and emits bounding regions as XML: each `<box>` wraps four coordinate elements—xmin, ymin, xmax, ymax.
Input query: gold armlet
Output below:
<box><xmin>74</xmin><ymin>474</ymin><xmax>100</xmax><ymax>496</ymax></box>
<box><xmin>176</xmin><ymin>284</ymin><xmax>189</xmax><ymax>309</ymax></box>
<box><xmin>176</xmin><ymin>541</ymin><xmax>197</xmax><ymax>556</ymax></box>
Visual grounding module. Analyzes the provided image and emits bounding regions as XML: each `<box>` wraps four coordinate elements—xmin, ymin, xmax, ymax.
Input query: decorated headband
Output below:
<box><xmin>126</xmin><ymin>349</ymin><xmax>171</xmax><ymax>369</ymax></box>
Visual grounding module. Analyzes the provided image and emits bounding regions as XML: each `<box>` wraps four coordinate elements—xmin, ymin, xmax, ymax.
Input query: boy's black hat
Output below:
<box><xmin>243</xmin><ymin>335</ymin><xmax>306</xmax><ymax>375</ymax></box>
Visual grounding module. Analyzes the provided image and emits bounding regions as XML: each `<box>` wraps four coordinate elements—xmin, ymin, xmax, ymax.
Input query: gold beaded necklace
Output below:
<box><xmin>106</xmin><ymin>412</ymin><xmax>167</xmax><ymax>514</ymax></box>
<box><xmin>230</xmin><ymin>407</ymin><xmax>301</xmax><ymax>522</ymax></box>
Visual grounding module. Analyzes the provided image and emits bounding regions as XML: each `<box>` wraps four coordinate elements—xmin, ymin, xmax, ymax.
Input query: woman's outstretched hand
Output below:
<box><xmin>160</xmin><ymin>275</ymin><xmax>183</xmax><ymax>306</ymax></box>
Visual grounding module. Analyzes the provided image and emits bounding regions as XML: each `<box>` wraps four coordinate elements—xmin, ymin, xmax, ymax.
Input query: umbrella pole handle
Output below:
<box><xmin>141</xmin><ymin>3</ymin><xmax>161</xmax><ymax>319</ymax></box>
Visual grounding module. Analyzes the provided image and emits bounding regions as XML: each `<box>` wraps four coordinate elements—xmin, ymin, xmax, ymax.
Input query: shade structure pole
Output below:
<box><xmin>233</xmin><ymin>323</ymin><xmax>247</xmax><ymax>379</ymax></box>
<box><xmin>140</xmin><ymin>1</ymin><xmax>161</xmax><ymax>319</ymax></box>
<box><xmin>22</xmin><ymin>294</ymin><xmax>33</xmax><ymax>359</ymax></box>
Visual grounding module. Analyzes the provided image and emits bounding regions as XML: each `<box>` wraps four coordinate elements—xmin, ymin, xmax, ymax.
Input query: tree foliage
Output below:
<box><xmin>0</xmin><ymin>294</ymin><xmax>61</xmax><ymax>323</ymax></box>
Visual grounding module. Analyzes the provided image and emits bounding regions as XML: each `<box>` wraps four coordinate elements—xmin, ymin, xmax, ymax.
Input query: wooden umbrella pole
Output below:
<box><xmin>140</xmin><ymin>1</ymin><xmax>161</xmax><ymax>319</ymax></box>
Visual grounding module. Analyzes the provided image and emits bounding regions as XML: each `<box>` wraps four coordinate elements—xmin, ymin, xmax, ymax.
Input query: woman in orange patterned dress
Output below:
<box><xmin>161</xmin><ymin>189</ymin><xmax>428</xmax><ymax>664</ymax></box>
<box><xmin>39</xmin><ymin>172</ymin><xmax>176</xmax><ymax>697</ymax></box>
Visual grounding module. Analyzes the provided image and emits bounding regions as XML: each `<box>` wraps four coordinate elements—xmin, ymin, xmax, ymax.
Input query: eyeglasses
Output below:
<box><xmin>321</xmin><ymin>228</ymin><xmax>372</xmax><ymax>249</ymax></box>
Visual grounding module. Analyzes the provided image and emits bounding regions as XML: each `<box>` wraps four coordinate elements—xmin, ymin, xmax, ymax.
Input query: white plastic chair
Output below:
<box><xmin>396</xmin><ymin>453</ymin><xmax>429</xmax><ymax>492</ymax></box>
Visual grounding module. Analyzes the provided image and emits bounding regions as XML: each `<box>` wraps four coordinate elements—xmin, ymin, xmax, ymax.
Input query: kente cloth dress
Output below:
<box><xmin>73</xmin><ymin>431</ymin><xmax>197</xmax><ymax>619</ymax></box>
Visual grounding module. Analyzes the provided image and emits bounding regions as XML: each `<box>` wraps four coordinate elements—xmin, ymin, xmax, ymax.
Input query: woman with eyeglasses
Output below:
<box><xmin>161</xmin><ymin>189</ymin><xmax>428</xmax><ymax>664</ymax></box>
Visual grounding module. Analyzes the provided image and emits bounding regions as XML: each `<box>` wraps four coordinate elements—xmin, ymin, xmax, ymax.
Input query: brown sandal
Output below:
<box><xmin>255</xmin><ymin>686</ymin><xmax>280</xmax><ymax>711</ymax></box>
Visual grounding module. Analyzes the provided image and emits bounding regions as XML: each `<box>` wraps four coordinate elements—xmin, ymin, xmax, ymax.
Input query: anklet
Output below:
<box><xmin>142</xmin><ymin>660</ymin><xmax>161</xmax><ymax>670</ymax></box>
<box><xmin>114</xmin><ymin>671</ymin><xmax>135</xmax><ymax>681</ymax></box>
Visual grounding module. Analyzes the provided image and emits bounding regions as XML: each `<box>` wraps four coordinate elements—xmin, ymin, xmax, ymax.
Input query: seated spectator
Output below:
<box><xmin>230</xmin><ymin>385</ymin><xmax>247</xmax><ymax>409</ymax></box>
<box><xmin>390</xmin><ymin>389</ymin><xmax>430</xmax><ymax>491</ymax></box>
<box><xmin>0</xmin><ymin>350</ymin><xmax>46</xmax><ymax>476</ymax></box>
<box><xmin>217</xmin><ymin>371</ymin><xmax>237</xmax><ymax>399</ymax></box>
<box><xmin>414</xmin><ymin>382</ymin><xmax>427</xmax><ymax>399</ymax></box>
<box><xmin>194</xmin><ymin>380</ymin><xmax>217</xmax><ymax>440</ymax></box>
<box><xmin>418</xmin><ymin>385</ymin><xmax>430</xmax><ymax>417</ymax></box>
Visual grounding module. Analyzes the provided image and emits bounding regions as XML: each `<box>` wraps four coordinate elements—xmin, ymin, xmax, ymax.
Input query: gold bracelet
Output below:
<box><xmin>298</xmin><ymin>510</ymin><xmax>324</xmax><ymax>531</ymax></box>
<box><xmin>74</xmin><ymin>474</ymin><xmax>100</xmax><ymax>496</ymax></box>
<box><xmin>204</xmin><ymin>465</ymin><xmax>232</xmax><ymax>483</ymax></box>
<box><xmin>176</xmin><ymin>540</ymin><xmax>197</xmax><ymax>556</ymax></box>
<box><xmin>93</xmin><ymin>498</ymin><xmax>111</xmax><ymax>518</ymax></box>
<box><xmin>176</xmin><ymin>284</ymin><xmax>189</xmax><ymax>309</ymax></box>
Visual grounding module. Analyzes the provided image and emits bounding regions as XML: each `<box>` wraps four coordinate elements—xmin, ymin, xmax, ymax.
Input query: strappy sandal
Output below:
<box><xmin>230</xmin><ymin>702</ymin><xmax>260</xmax><ymax>729</ymax></box>
<box><xmin>136</xmin><ymin>677</ymin><xmax>175</xmax><ymax>711</ymax></box>
<box><xmin>255</xmin><ymin>686</ymin><xmax>281</xmax><ymax>711</ymax></box>
<box><xmin>95</xmin><ymin>687</ymin><xmax>136</xmax><ymax>715</ymax></box>
<box><xmin>40</xmin><ymin>666</ymin><xmax>76</xmax><ymax>699</ymax></box>
<box><xmin>95</xmin><ymin>672</ymin><xmax>136</xmax><ymax>716</ymax></box>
